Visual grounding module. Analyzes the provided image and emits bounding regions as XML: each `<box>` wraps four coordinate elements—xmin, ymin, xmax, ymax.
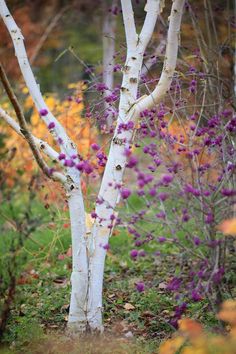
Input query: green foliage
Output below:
<box><xmin>0</xmin><ymin>196</ymin><xmax>228</xmax><ymax>352</ymax></box>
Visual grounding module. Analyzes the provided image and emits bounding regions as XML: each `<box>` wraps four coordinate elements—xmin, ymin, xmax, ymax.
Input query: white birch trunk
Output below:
<box><xmin>87</xmin><ymin>54</ymin><xmax>143</xmax><ymax>331</ymax></box>
<box><xmin>66</xmin><ymin>175</ymin><xmax>88</xmax><ymax>332</ymax></box>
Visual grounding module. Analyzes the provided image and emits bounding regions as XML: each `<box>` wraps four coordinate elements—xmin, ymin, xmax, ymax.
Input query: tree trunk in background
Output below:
<box><xmin>102</xmin><ymin>0</ymin><xmax>117</xmax><ymax>129</ymax></box>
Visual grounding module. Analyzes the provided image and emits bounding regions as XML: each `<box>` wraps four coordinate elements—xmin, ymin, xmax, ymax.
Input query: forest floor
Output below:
<box><xmin>0</xmin><ymin>198</ymin><xmax>226</xmax><ymax>353</ymax></box>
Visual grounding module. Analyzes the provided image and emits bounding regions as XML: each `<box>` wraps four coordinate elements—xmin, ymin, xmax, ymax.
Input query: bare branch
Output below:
<box><xmin>120</xmin><ymin>0</ymin><xmax>137</xmax><ymax>51</ymax></box>
<box><xmin>138</xmin><ymin>0</ymin><xmax>161</xmax><ymax>53</ymax></box>
<box><xmin>0</xmin><ymin>106</ymin><xmax>62</xmax><ymax>165</ymax></box>
<box><xmin>30</xmin><ymin>5</ymin><xmax>69</xmax><ymax>65</ymax></box>
<box><xmin>141</xmin><ymin>38</ymin><xmax>166</xmax><ymax>76</ymax></box>
<box><xmin>0</xmin><ymin>0</ymin><xmax>77</xmax><ymax>158</ymax></box>
<box><xmin>0</xmin><ymin>63</ymin><xmax>66</xmax><ymax>184</ymax></box>
<box><xmin>136</xmin><ymin>0</ymin><xmax>185</xmax><ymax>111</ymax></box>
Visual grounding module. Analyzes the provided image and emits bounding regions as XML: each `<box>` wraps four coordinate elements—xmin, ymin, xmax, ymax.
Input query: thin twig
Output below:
<box><xmin>0</xmin><ymin>63</ymin><xmax>58</xmax><ymax>181</ymax></box>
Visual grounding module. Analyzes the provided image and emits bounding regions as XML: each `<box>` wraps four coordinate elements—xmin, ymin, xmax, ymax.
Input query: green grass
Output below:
<box><xmin>0</xmin><ymin>194</ymin><xmax>223</xmax><ymax>353</ymax></box>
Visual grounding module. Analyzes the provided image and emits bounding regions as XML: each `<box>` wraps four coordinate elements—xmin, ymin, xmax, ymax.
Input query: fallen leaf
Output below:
<box><xmin>48</xmin><ymin>222</ymin><xmax>56</xmax><ymax>229</ymax></box>
<box><xmin>142</xmin><ymin>311</ymin><xmax>154</xmax><ymax>318</ymax></box>
<box><xmin>158</xmin><ymin>282</ymin><xmax>167</xmax><ymax>289</ymax></box>
<box><xmin>58</xmin><ymin>254</ymin><xmax>65</xmax><ymax>260</ymax></box>
<box><xmin>53</xmin><ymin>276</ymin><xmax>68</xmax><ymax>287</ymax></box>
<box><xmin>124</xmin><ymin>303</ymin><xmax>135</xmax><ymax>311</ymax></box>
<box><xmin>66</xmin><ymin>247</ymin><xmax>72</xmax><ymax>257</ymax></box>
<box><xmin>60</xmin><ymin>304</ymin><xmax>70</xmax><ymax>312</ymax></box>
<box><xmin>124</xmin><ymin>331</ymin><xmax>133</xmax><ymax>338</ymax></box>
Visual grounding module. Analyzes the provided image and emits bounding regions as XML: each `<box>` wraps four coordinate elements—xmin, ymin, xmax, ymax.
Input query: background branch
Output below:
<box><xmin>0</xmin><ymin>106</ymin><xmax>62</xmax><ymax>165</ymax></box>
<box><xmin>0</xmin><ymin>63</ymin><xmax>66</xmax><ymax>184</ymax></box>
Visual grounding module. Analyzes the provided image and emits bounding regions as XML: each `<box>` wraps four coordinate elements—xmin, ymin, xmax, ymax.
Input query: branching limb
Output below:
<box><xmin>0</xmin><ymin>0</ymin><xmax>77</xmax><ymax>158</ymax></box>
<box><xmin>138</xmin><ymin>0</ymin><xmax>162</xmax><ymax>53</ymax></box>
<box><xmin>0</xmin><ymin>63</ymin><xmax>66</xmax><ymax>184</ymax></box>
<box><xmin>136</xmin><ymin>0</ymin><xmax>185</xmax><ymax>111</ymax></box>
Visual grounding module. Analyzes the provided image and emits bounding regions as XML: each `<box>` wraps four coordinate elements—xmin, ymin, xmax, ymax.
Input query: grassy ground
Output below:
<box><xmin>0</xmin><ymin>194</ymin><xmax>223</xmax><ymax>353</ymax></box>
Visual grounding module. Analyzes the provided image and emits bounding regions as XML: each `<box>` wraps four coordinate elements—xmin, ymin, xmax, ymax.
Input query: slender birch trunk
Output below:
<box><xmin>87</xmin><ymin>53</ymin><xmax>143</xmax><ymax>330</ymax></box>
<box><xmin>66</xmin><ymin>170</ymin><xmax>88</xmax><ymax>331</ymax></box>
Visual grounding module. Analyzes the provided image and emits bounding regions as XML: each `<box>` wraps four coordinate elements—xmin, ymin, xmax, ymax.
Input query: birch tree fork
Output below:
<box><xmin>87</xmin><ymin>0</ymin><xmax>185</xmax><ymax>331</ymax></box>
<box><xmin>0</xmin><ymin>0</ymin><xmax>185</xmax><ymax>333</ymax></box>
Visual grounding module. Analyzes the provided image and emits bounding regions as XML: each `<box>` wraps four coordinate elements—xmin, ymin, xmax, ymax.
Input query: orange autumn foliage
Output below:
<box><xmin>159</xmin><ymin>300</ymin><xmax>236</xmax><ymax>354</ymax></box>
<box><xmin>0</xmin><ymin>5</ymin><xmax>42</xmax><ymax>78</ymax></box>
<box><xmin>0</xmin><ymin>82</ymin><xmax>97</xmax><ymax>203</ymax></box>
<box><xmin>218</xmin><ymin>219</ymin><xmax>236</xmax><ymax>236</ymax></box>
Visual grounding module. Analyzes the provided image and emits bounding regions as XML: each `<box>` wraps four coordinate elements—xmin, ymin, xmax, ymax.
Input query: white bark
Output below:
<box><xmin>0</xmin><ymin>107</ymin><xmax>67</xmax><ymax>183</ymax></box>
<box><xmin>87</xmin><ymin>0</ymin><xmax>161</xmax><ymax>331</ymax></box>
<box><xmin>0</xmin><ymin>108</ymin><xmax>59</xmax><ymax>161</ymax></box>
<box><xmin>103</xmin><ymin>14</ymin><xmax>115</xmax><ymax>92</ymax></box>
<box><xmin>66</xmin><ymin>181</ymin><xmax>88</xmax><ymax>332</ymax></box>
<box><xmin>0</xmin><ymin>102</ymin><xmax>88</xmax><ymax>329</ymax></box>
<box><xmin>137</xmin><ymin>0</ymin><xmax>185</xmax><ymax>111</ymax></box>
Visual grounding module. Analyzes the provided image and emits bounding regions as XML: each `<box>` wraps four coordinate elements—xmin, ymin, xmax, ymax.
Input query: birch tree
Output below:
<box><xmin>0</xmin><ymin>0</ymin><xmax>185</xmax><ymax>333</ymax></box>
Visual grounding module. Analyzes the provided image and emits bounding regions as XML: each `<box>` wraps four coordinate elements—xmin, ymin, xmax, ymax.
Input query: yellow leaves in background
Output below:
<box><xmin>178</xmin><ymin>318</ymin><xmax>203</xmax><ymax>338</ymax></box>
<box><xmin>159</xmin><ymin>300</ymin><xmax>236</xmax><ymax>354</ymax></box>
<box><xmin>217</xmin><ymin>300</ymin><xmax>236</xmax><ymax>326</ymax></box>
<box><xmin>22</xmin><ymin>86</ymin><xmax>28</xmax><ymax>94</ymax></box>
<box><xmin>218</xmin><ymin>219</ymin><xmax>236</xmax><ymax>236</ymax></box>
<box><xmin>159</xmin><ymin>336</ymin><xmax>185</xmax><ymax>354</ymax></box>
<box><xmin>165</xmin><ymin>120</ymin><xmax>219</xmax><ymax>183</ymax></box>
<box><xmin>1</xmin><ymin>81</ymin><xmax>97</xmax><ymax>198</ymax></box>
